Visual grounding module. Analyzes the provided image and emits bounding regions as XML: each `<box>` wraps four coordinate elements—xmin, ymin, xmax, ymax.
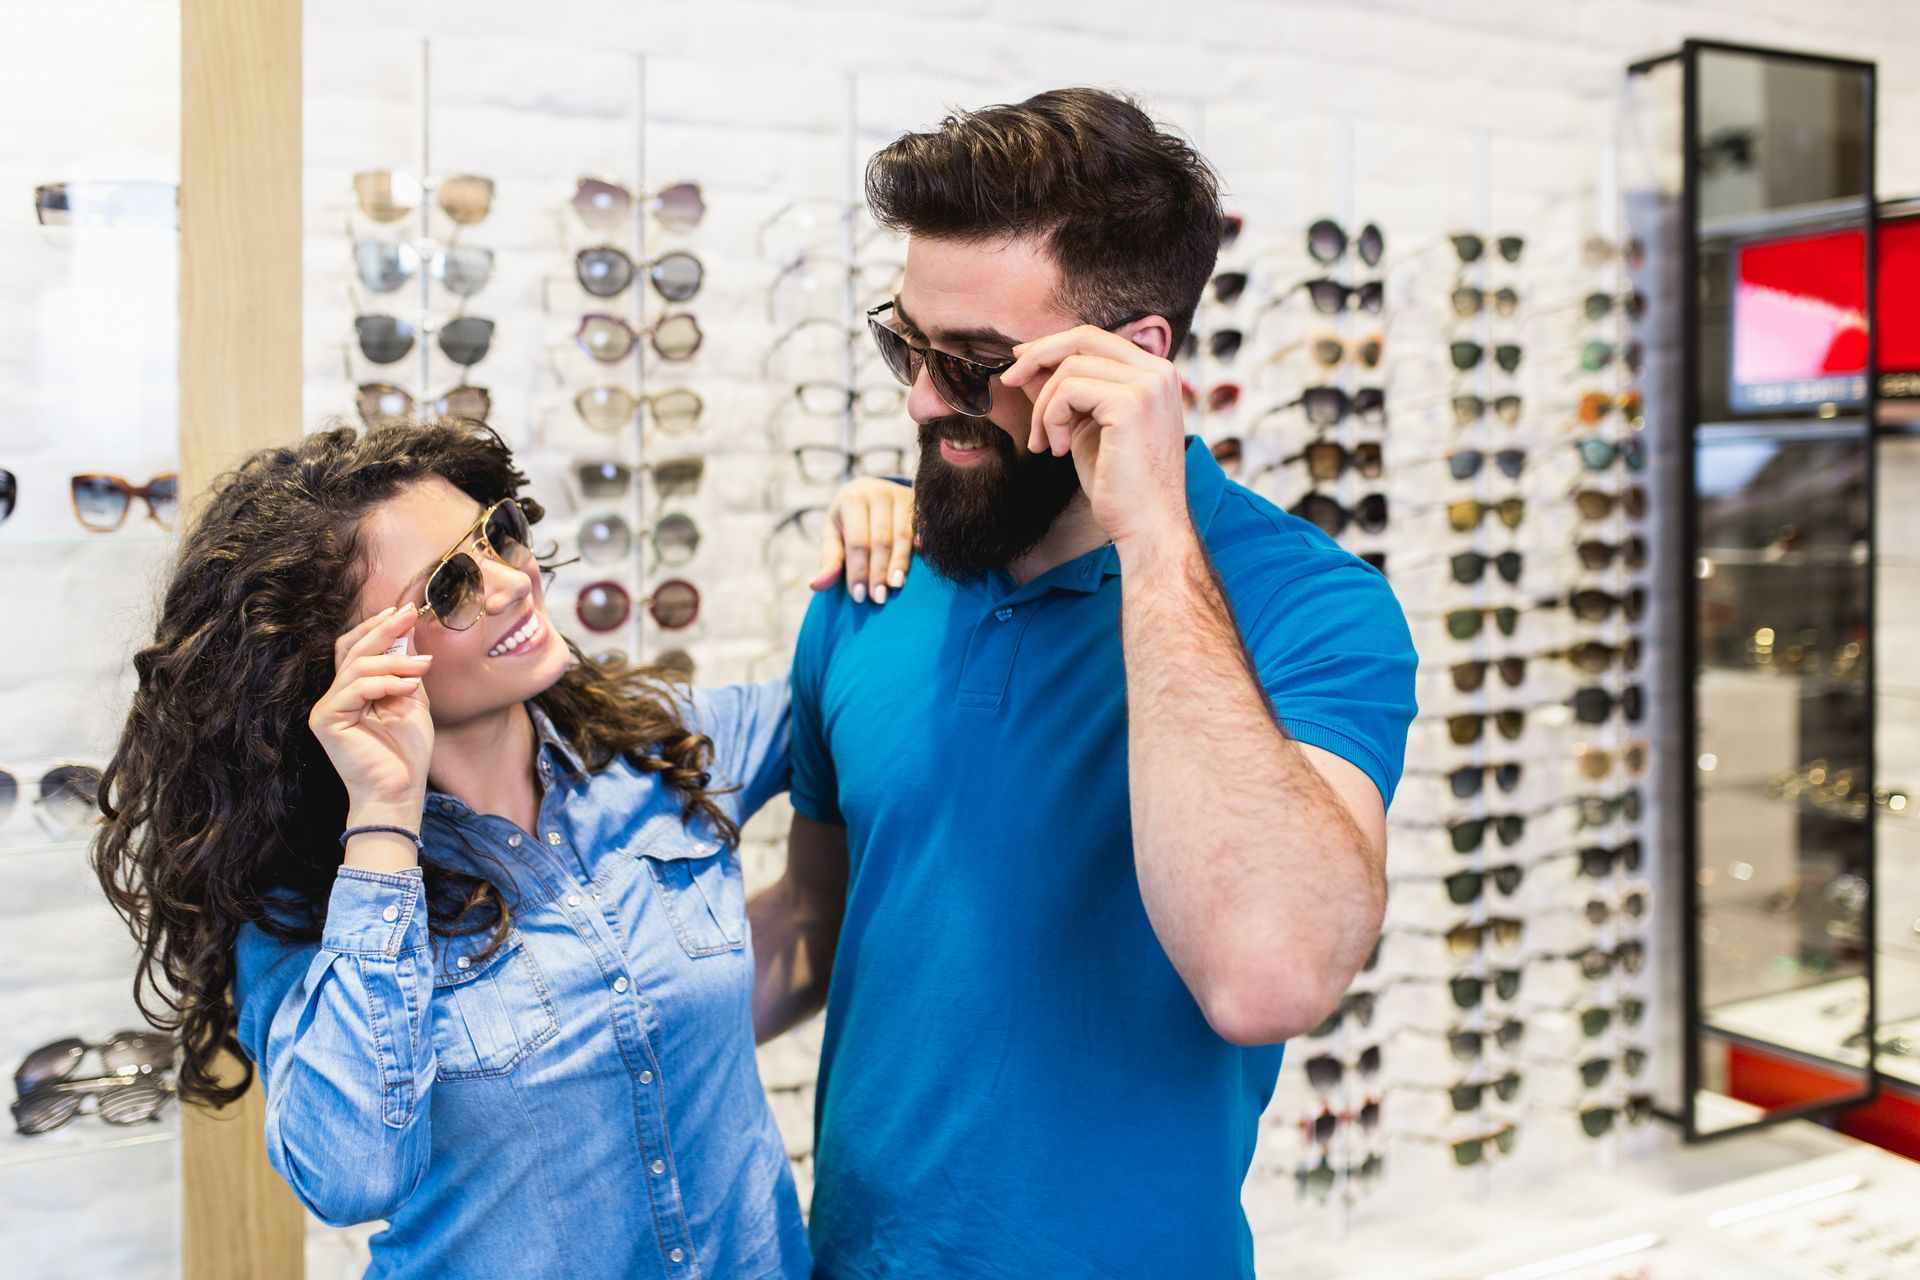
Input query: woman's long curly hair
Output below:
<box><xmin>93</xmin><ymin>420</ymin><xmax>738</xmax><ymax>1109</ymax></box>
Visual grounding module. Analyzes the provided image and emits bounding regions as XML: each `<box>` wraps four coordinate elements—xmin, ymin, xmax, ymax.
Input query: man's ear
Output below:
<box><xmin>1118</xmin><ymin>314</ymin><xmax>1173</xmax><ymax>361</ymax></box>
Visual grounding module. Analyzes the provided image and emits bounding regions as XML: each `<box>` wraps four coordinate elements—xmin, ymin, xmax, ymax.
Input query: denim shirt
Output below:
<box><xmin>232</xmin><ymin>679</ymin><xmax>808</xmax><ymax>1280</ymax></box>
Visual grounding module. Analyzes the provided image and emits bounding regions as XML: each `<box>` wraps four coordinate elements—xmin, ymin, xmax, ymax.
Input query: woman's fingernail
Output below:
<box><xmin>874</xmin><ymin>584</ymin><xmax>888</xmax><ymax>604</ymax></box>
<box><xmin>889</xmin><ymin>570</ymin><xmax>905</xmax><ymax>588</ymax></box>
<box><xmin>852</xmin><ymin>583</ymin><xmax>868</xmax><ymax>603</ymax></box>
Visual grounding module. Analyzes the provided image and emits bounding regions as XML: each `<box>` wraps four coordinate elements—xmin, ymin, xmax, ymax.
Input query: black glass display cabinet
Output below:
<box><xmin>1627</xmin><ymin>39</ymin><xmax>1879</xmax><ymax>1141</ymax></box>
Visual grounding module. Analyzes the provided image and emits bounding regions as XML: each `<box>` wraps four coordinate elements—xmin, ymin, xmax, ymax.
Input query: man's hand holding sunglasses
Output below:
<box><xmin>999</xmin><ymin>321</ymin><xmax>1191</xmax><ymax>554</ymax></box>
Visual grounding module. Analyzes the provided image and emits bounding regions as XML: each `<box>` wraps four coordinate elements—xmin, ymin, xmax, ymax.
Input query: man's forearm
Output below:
<box><xmin>1118</xmin><ymin>521</ymin><xmax>1383</xmax><ymax>1045</ymax></box>
<box><xmin>748</xmin><ymin>876</ymin><xmax>839</xmax><ymax>1044</ymax></box>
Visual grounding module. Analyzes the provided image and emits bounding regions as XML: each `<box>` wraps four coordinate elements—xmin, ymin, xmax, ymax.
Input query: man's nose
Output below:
<box><xmin>907</xmin><ymin>363</ymin><xmax>948</xmax><ymax>423</ymax></box>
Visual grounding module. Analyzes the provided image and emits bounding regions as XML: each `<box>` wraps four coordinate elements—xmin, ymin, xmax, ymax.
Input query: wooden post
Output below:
<box><xmin>178</xmin><ymin>1</ymin><xmax>306</xmax><ymax>1276</ymax></box>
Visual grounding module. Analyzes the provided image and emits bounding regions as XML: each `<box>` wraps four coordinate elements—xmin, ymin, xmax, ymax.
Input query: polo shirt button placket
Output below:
<box><xmin>995</xmin><ymin>606</ymin><xmax>1014</xmax><ymax>622</ymax></box>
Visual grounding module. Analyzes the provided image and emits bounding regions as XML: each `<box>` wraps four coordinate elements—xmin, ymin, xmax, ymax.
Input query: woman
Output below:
<box><xmin>92</xmin><ymin>420</ymin><xmax>914</xmax><ymax>1279</ymax></box>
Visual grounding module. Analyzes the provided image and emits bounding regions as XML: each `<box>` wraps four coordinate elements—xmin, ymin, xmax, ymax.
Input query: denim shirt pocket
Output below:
<box><xmin>635</xmin><ymin>830</ymin><xmax>747</xmax><ymax>959</ymax></box>
<box><xmin>429</xmin><ymin>927</ymin><xmax>560</xmax><ymax>1081</ymax></box>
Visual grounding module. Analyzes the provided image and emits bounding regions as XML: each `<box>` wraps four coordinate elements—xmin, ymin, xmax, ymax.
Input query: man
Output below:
<box><xmin>751</xmin><ymin>87</ymin><xmax>1416</xmax><ymax>1279</ymax></box>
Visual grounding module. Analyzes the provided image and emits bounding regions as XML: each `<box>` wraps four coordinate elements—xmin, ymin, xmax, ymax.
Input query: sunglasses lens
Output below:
<box><xmin>577</xmin><ymin>247</ymin><xmax>635</xmax><ymax>297</ymax></box>
<box><xmin>355</xmin><ymin>315</ymin><xmax>416</xmax><ymax>364</ymax></box>
<box><xmin>651</xmin><ymin>314</ymin><xmax>704</xmax><ymax>361</ymax></box>
<box><xmin>1305</xmin><ymin>280</ymin><xmax>1346</xmax><ymax>314</ymax></box>
<box><xmin>1306</xmin><ymin>1057</ymin><xmax>1340</xmax><ymax>1091</ymax></box>
<box><xmin>1444</xmin><ymin>872</ymin><xmax>1483</xmax><ymax>906</ymax></box>
<box><xmin>649</xmin><ymin>251</ymin><xmax>705</xmax><ymax>303</ymax></box>
<box><xmin>354</xmin><ymin>240</ymin><xmax>417</xmax><ymax>293</ymax></box>
<box><xmin>433</xmin><ymin>246</ymin><xmax>493</xmax><ymax>296</ymax></box>
<box><xmin>1291</xmin><ymin>494</ymin><xmax>1346</xmax><ymax>537</ymax></box>
<box><xmin>653</xmin><ymin>514</ymin><xmax>701</xmax><ymax>565</ymax></box>
<box><xmin>1357</xmin><ymin>223</ymin><xmax>1385</xmax><ymax>267</ymax></box>
<box><xmin>577</xmin><ymin>461</ymin><xmax>633</xmax><ymax>499</ymax></box>
<box><xmin>649</xmin><ymin>580</ymin><xmax>701</xmax><ymax>630</ymax></box>
<box><xmin>1304</xmin><ymin>443</ymin><xmax>1345</xmax><ymax>482</ymax></box>
<box><xmin>1452</xmin><ymin>395</ymin><xmax>1484</xmax><ymax>424</ymax></box>
<box><xmin>1497</xmin><ymin>235</ymin><xmax>1524</xmax><ymax>262</ymax></box>
<box><xmin>579</xmin><ymin>515</ymin><xmax>632</xmax><ymax>564</ymax></box>
<box><xmin>576</xmin><ymin>386</ymin><xmax>639</xmax><ymax>432</ymax></box>
<box><xmin>1301</xmin><ymin>387</ymin><xmax>1346</xmax><ymax>427</ymax></box>
<box><xmin>1449</xmin><ymin>341</ymin><xmax>1481</xmax><ymax>371</ymax></box>
<box><xmin>485</xmin><ymin>500</ymin><xmax>534</xmax><ymax>569</ymax></box>
<box><xmin>437</xmin><ymin>176</ymin><xmax>494</xmax><ymax>225</ymax></box>
<box><xmin>649</xmin><ymin>387</ymin><xmax>704</xmax><ymax>433</ymax></box>
<box><xmin>71</xmin><ymin>476</ymin><xmax>132</xmax><ymax>531</ymax></box>
<box><xmin>0</xmin><ymin>768</ymin><xmax>15</xmax><ymax>825</ymax></box>
<box><xmin>1495</xmin><ymin>450</ymin><xmax>1525</xmax><ymax>479</ymax></box>
<box><xmin>1495</xmin><ymin>345</ymin><xmax>1521</xmax><ymax>373</ymax></box>
<box><xmin>438</xmin><ymin>318</ymin><xmax>494</xmax><ymax>366</ymax></box>
<box><xmin>1306</xmin><ymin>218</ymin><xmax>1346</xmax><ymax>264</ymax></box>
<box><xmin>16</xmin><ymin>1038</ymin><xmax>86</xmax><ymax>1093</ymax></box>
<box><xmin>1450</xmin><ymin>977</ymin><xmax>1484</xmax><ymax>1009</ymax></box>
<box><xmin>580</xmin><ymin>316</ymin><xmax>637</xmax><ymax>362</ymax></box>
<box><xmin>1219</xmin><ymin>213</ymin><xmax>1244</xmax><ymax>248</ymax></box>
<box><xmin>1449</xmin><ymin>716</ymin><xmax>1483</xmax><ymax>746</ymax></box>
<box><xmin>353</xmin><ymin>170</ymin><xmax>418</xmax><ymax>221</ymax></box>
<box><xmin>927</xmin><ymin>349</ymin><xmax>996</xmax><ymax>417</ymax></box>
<box><xmin>1212</xmin><ymin>272</ymin><xmax>1248</xmax><ymax>304</ymax></box>
<box><xmin>426</xmin><ymin>553</ymin><xmax>484</xmax><ymax>630</ymax></box>
<box><xmin>1451</xmin><ymin>661</ymin><xmax>1486</xmax><ymax>694</ymax></box>
<box><xmin>1451</xmin><ymin>821</ymin><xmax>1483</xmax><ymax>854</ymax></box>
<box><xmin>1581</xmin><ymin>1107</ymin><xmax>1615</xmax><ymax>1138</ymax></box>
<box><xmin>1451</xmin><ymin>234</ymin><xmax>1484</xmax><ymax>263</ymax></box>
<box><xmin>0</xmin><ymin>468</ymin><xmax>14</xmax><ymax>522</ymax></box>
<box><xmin>652</xmin><ymin>460</ymin><xmax>705</xmax><ymax>499</ymax></box>
<box><xmin>574</xmin><ymin>178</ymin><xmax>632</xmax><ymax>229</ymax></box>
<box><xmin>1447</xmin><ymin>610</ymin><xmax>1481</xmax><ymax>640</ymax></box>
<box><xmin>653</xmin><ymin>182</ymin><xmax>706</xmax><ymax>231</ymax></box>
<box><xmin>13</xmin><ymin>1090</ymin><xmax>82</xmax><ymax>1136</ymax></box>
<box><xmin>437</xmin><ymin>386</ymin><xmax>492</xmax><ymax>421</ymax></box>
<box><xmin>100</xmin><ymin>1030</ymin><xmax>172</xmax><ymax>1077</ymax></box>
<box><xmin>358</xmin><ymin>383</ymin><xmax>415</xmax><ymax>425</ymax></box>
<box><xmin>577</xmin><ymin>581</ymin><xmax>634</xmax><ymax>632</ymax></box>
<box><xmin>1497</xmin><ymin>499</ymin><xmax>1525</xmax><ymax>529</ymax></box>
<box><xmin>146</xmin><ymin>475</ymin><xmax>179</xmax><ymax>528</ymax></box>
<box><xmin>1494</xmin><ymin>764</ymin><xmax>1522</xmax><ymax>792</ymax></box>
<box><xmin>1448</xmin><ymin>767</ymin><xmax>1483</xmax><ymax>800</ymax></box>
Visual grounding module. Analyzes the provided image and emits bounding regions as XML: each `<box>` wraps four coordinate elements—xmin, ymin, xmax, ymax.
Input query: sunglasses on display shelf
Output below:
<box><xmin>643</xmin><ymin>458</ymin><xmax>707</xmax><ymax>501</ymax></box>
<box><xmin>1530</xmin><ymin>1048</ymin><xmax>1650</xmax><ymax>1090</ymax></box>
<box><xmin>1439</xmin><ymin>448</ymin><xmax>1527</xmax><ymax>482</ymax></box>
<box><xmin>353</xmin><ymin>171</ymin><xmax>494</xmax><ymax>224</ymax></box>
<box><xmin>0</xmin><ymin>468</ymin><xmax>14</xmax><ymax>522</ymax></box>
<box><xmin>650</xmin><ymin>648</ymin><xmax>698</xmax><ymax>681</ymax></box>
<box><xmin>1569</xmin><ymin>587</ymin><xmax>1647</xmax><ymax>624</ymax></box>
<box><xmin>1451</xmin><ymin>393</ymin><xmax>1523</xmax><ymax>426</ymax></box>
<box><xmin>1582</xmin><ymin>290</ymin><xmax>1648</xmax><ymax>322</ymax></box>
<box><xmin>1556</xmin><ymin>998</ymin><xmax>1649</xmax><ymax>1039</ymax></box>
<box><xmin>1301</xmin><ymin>1099</ymin><xmax>1382</xmax><ymax>1146</ymax></box>
<box><xmin>1404</xmin><ymin>1124</ymin><xmax>1520</xmax><ymax>1170</ymax></box>
<box><xmin>1179</xmin><ymin>330</ymin><xmax>1245</xmax><ymax>362</ymax></box>
<box><xmin>1274</xmin><ymin>277</ymin><xmax>1384</xmax><ymax>316</ymax></box>
<box><xmin>768</xmin><ymin>255</ymin><xmax>907</xmax><ymax>322</ymax></box>
<box><xmin>1450</xmin><ymin>233</ymin><xmax>1525</xmax><ymax>265</ymax></box>
<box><xmin>1422</xmin><ymin>762</ymin><xmax>1524</xmax><ymax>799</ymax></box>
<box><xmin>577</xmin><ymin>514</ymin><xmax>632</xmax><ymax>565</ymax></box>
<box><xmin>576</xmin><ymin>312</ymin><xmax>703</xmax><ymax>364</ymax></box>
<box><xmin>0</xmin><ymin>763</ymin><xmax>104</xmax><ymax>837</ymax></box>
<box><xmin>792</xmin><ymin>445</ymin><xmax>909</xmax><ymax>486</ymax></box>
<box><xmin>13</xmin><ymin>1074</ymin><xmax>176</xmax><ymax>1137</ymax></box>
<box><xmin>1444</xmin><ymin>497</ymin><xmax>1526</xmax><ymax>532</ymax></box>
<box><xmin>1400</xmin><ymin>1021</ymin><xmax>1526</xmax><ymax>1063</ymax></box>
<box><xmin>34</xmin><ymin>180</ymin><xmax>177</xmax><ymax>228</ymax></box>
<box><xmin>1574</xmin><ymin>888</ymin><xmax>1652</xmax><ymax>928</ymax></box>
<box><xmin>791</xmin><ymin>382</ymin><xmax>909</xmax><ymax>420</ymax></box>
<box><xmin>1536</xmin><ymin>940</ymin><xmax>1647</xmax><ymax>983</ymax></box>
<box><xmin>1450</xmin><ymin>285</ymin><xmax>1520</xmax><ymax>319</ymax></box>
<box><xmin>354</xmin><ymin>240</ymin><xmax>494</xmax><ymax>297</ymax></box>
<box><xmin>1581</xmin><ymin>340</ymin><xmax>1645</xmax><ymax>374</ymax></box>
<box><xmin>1575</xmin><ymin>437</ymin><xmax>1648</xmax><ymax>473</ymax></box>
<box><xmin>1578</xmin><ymin>390</ymin><xmax>1645</xmax><ymax>426</ymax></box>
<box><xmin>1444</xmin><ymin>657</ymin><xmax>1527</xmax><ymax>694</ymax></box>
<box><xmin>1209</xmin><ymin>436</ymin><xmax>1243</xmax><ymax>477</ymax></box>
<box><xmin>1219</xmin><ymin>213</ymin><xmax>1245</xmax><ymax>248</ymax></box>
<box><xmin>1571</xmin><ymin>684</ymin><xmax>1646</xmax><ymax>725</ymax></box>
<box><xmin>1558</xmin><ymin>638</ymin><xmax>1644</xmax><ymax>673</ymax></box>
<box><xmin>1208</xmin><ymin>271</ymin><xmax>1249</xmax><ymax>305</ymax></box>
<box><xmin>1398</xmin><ymin>863</ymin><xmax>1526</xmax><ymax>906</ymax></box>
<box><xmin>1565</xmin><ymin>1095</ymin><xmax>1656</xmax><ymax>1138</ymax></box>
<box><xmin>1261</xmin><ymin>386</ymin><xmax>1387</xmax><ymax>430</ymax></box>
<box><xmin>575</xmin><ymin>386</ymin><xmax>704</xmax><ymax>435</ymax></box>
<box><xmin>406</xmin><ymin>499</ymin><xmax>536</xmax><ymax>631</ymax></box>
<box><xmin>1448</xmin><ymin>551</ymin><xmax>1524</xmax><ymax>587</ymax></box>
<box><xmin>571</xmin><ymin>178</ymin><xmax>705</xmax><ymax>232</ymax></box>
<box><xmin>1304</xmin><ymin>1045</ymin><xmax>1383</xmax><ymax>1092</ymax></box>
<box><xmin>71</xmin><ymin>474</ymin><xmax>179</xmax><ymax>532</ymax></box>
<box><xmin>1289</xmin><ymin>492</ymin><xmax>1389</xmax><ymax>538</ymax></box>
<box><xmin>1582</xmin><ymin>234</ymin><xmax>1648</xmax><ymax>268</ymax></box>
<box><xmin>1436</xmin><ymin>601</ymin><xmax>1558</xmax><ymax>640</ymax></box>
<box><xmin>1440</xmin><ymin>813</ymin><xmax>1543</xmax><ymax>855</ymax></box>
<box><xmin>1266</xmin><ymin>333</ymin><xmax>1385</xmax><ymax>372</ymax></box>
<box><xmin>576</xmin><ymin>578</ymin><xmax>703</xmax><ymax>633</ymax></box>
<box><xmin>1181</xmin><ymin>381</ymin><xmax>1241</xmax><ymax>414</ymax></box>
<box><xmin>639</xmin><ymin>513</ymin><xmax>702</xmax><ymax>568</ymax></box>
<box><xmin>1308</xmin><ymin>991</ymin><xmax>1379</xmax><ymax>1038</ymax></box>
<box><xmin>1305</xmin><ymin>218</ymin><xmax>1386</xmax><ymax>267</ymax></box>
<box><xmin>357</xmin><ymin>383</ymin><xmax>492</xmax><ymax>427</ymax></box>
<box><xmin>1449</xmin><ymin>341</ymin><xmax>1523</xmax><ymax>374</ymax></box>
<box><xmin>1575</xmin><ymin>790</ymin><xmax>1644</xmax><ymax>832</ymax></box>
<box><xmin>1445</xmin><ymin>710</ymin><xmax>1530</xmax><ymax>746</ymax></box>
<box><xmin>1545</xmin><ymin>837</ymin><xmax>1645</xmax><ymax>879</ymax></box>
<box><xmin>1576</xmin><ymin>536</ymin><xmax>1649</xmax><ymax>572</ymax></box>
<box><xmin>1403</xmin><ymin>919</ymin><xmax>1527</xmax><ymax>959</ymax></box>
<box><xmin>575</xmin><ymin>247</ymin><xmax>705</xmax><ymax>302</ymax></box>
<box><xmin>1574</xmin><ymin>740</ymin><xmax>1651</xmax><ymax>782</ymax></box>
<box><xmin>1391</xmin><ymin>969</ymin><xmax>1527</xmax><ymax>1011</ymax></box>
<box><xmin>1262</xmin><ymin>440</ymin><xmax>1384</xmax><ymax>485</ymax></box>
<box><xmin>355</xmin><ymin>314</ymin><xmax>494</xmax><ymax>367</ymax></box>
<box><xmin>1399</xmin><ymin>1072</ymin><xmax>1523</xmax><ymax>1114</ymax></box>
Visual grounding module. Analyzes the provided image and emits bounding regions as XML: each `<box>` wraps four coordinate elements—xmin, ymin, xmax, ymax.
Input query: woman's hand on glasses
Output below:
<box><xmin>310</xmin><ymin>604</ymin><xmax>436</xmax><ymax>847</ymax></box>
<box><xmin>813</xmin><ymin>476</ymin><xmax>916</xmax><ymax>605</ymax></box>
<box><xmin>1000</xmin><ymin>323</ymin><xmax>1189</xmax><ymax>552</ymax></box>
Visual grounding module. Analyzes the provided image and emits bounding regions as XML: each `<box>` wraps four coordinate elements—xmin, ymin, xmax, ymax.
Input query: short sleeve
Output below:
<box><xmin>789</xmin><ymin>591</ymin><xmax>844</xmax><ymax>826</ymax></box>
<box><xmin>1236</xmin><ymin>550</ymin><xmax>1418</xmax><ymax>808</ymax></box>
<box><xmin>686</xmin><ymin>678</ymin><xmax>793</xmax><ymax>823</ymax></box>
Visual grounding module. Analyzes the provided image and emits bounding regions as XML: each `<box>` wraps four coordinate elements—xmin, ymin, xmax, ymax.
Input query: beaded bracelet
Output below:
<box><xmin>339</xmin><ymin>824</ymin><xmax>424</xmax><ymax>851</ymax></box>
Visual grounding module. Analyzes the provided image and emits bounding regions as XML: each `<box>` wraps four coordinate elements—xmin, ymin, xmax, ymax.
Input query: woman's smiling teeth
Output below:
<box><xmin>488</xmin><ymin>612</ymin><xmax>543</xmax><ymax>658</ymax></box>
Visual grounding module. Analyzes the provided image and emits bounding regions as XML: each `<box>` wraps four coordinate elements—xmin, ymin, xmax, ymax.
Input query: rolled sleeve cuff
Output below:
<box><xmin>1280</xmin><ymin>716</ymin><xmax>1397</xmax><ymax>810</ymax></box>
<box><xmin>322</xmin><ymin>867</ymin><xmax>427</xmax><ymax>958</ymax></box>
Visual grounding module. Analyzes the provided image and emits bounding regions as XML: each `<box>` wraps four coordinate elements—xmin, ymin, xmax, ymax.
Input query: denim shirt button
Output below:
<box><xmin>381</xmin><ymin>905</ymin><xmax>399</xmax><ymax>923</ymax></box>
<box><xmin>507</xmin><ymin>833</ymin><xmax>522</xmax><ymax>848</ymax></box>
<box><xmin>651</xmin><ymin>1159</ymin><xmax>666</xmax><ymax>1174</ymax></box>
<box><xmin>456</xmin><ymin>955</ymin><xmax>471</xmax><ymax>970</ymax></box>
<box><xmin>567</xmin><ymin>893</ymin><xmax>582</xmax><ymax>907</ymax></box>
<box><xmin>640</xmin><ymin>1070</ymin><xmax>653</xmax><ymax>1084</ymax></box>
<box><xmin>547</xmin><ymin>831</ymin><xmax>562</xmax><ymax>845</ymax></box>
<box><xmin>670</xmin><ymin>1249</ymin><xmax>684</xmax><ymax>1264</ymax></box>
<box><xmin>613</xmin><ymin>976</ymin><xmax>629</xmax><ymax>993</ymax></box>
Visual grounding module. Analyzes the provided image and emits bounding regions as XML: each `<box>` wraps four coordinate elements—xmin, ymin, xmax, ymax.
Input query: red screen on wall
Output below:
<box><xmin>1729</xmin><ymin>228</ymin><xmax>1868</xmax><ymax>411</ymax></box>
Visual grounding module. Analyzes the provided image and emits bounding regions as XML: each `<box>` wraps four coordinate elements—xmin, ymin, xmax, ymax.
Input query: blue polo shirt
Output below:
<box><xmin>790</xmin><ymin>436</ymin><xmax>1416</xmax><ymax>1280</ymax></box>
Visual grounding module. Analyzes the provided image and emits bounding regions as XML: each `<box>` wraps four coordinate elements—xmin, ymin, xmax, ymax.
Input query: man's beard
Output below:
<box><xmin>911</xmin><ymin>417</ymin><xmax>1082</xmax><ymax>583</ymax></box>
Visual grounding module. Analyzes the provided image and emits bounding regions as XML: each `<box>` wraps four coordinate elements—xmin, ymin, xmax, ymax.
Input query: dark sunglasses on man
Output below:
<box><xmin>866</xmin><ymin>301</ymin><xmax>1147</xmax><ymax>419</ymax></box>
<box><xmin>415</xmin><ymin>498</ymin><xmax>536</xmax><ymax>631</ymax></box>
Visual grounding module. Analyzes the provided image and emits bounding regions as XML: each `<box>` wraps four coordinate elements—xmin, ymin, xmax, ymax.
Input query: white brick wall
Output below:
<box><xmin>8</xmin><ymin>1</ymin><xmax>1920</xmax><ymax>1276</ymax></box>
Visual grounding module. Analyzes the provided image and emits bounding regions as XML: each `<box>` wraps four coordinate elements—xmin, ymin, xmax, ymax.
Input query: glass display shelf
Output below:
<box><xmin>1697</xmin><ymin>546</ymin><xmax>1867</xmax><ymax>568</ymax></box>
<box><xmin>0</xmin><ymin>838</ymin><xmax>96</xmax><ymax>864</ymax></box>
<box><xmin>0</xmin><ymin>1114</ymin><xmax>178</xmax><ymax>1172</ymax></box>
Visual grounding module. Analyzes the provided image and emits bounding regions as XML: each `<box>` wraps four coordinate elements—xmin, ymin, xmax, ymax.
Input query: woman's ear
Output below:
<box><xmin>1120</xmin><ymin>314</ymin><xmax>1173</xmax><ymax>361</ymax></box>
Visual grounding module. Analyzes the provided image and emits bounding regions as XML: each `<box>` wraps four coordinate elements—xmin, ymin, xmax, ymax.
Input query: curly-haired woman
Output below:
<box><xmin>91</xmin><ymin>420</ymin><xmax>914</xmax><ymax>1279</ymax></box>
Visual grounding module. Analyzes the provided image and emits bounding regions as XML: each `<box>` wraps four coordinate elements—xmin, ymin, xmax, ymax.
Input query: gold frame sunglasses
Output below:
<box><xmin>415</xmin><ymin>498</ymin><xmax>535</xmax><ymax>631</ymax></box>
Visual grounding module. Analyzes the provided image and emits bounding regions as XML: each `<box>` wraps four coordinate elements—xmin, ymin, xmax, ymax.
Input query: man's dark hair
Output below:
<box><xmin>865</xmin><ymin>87</ymin><xmax>1223</xmax><ymax>354</ymax></box>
